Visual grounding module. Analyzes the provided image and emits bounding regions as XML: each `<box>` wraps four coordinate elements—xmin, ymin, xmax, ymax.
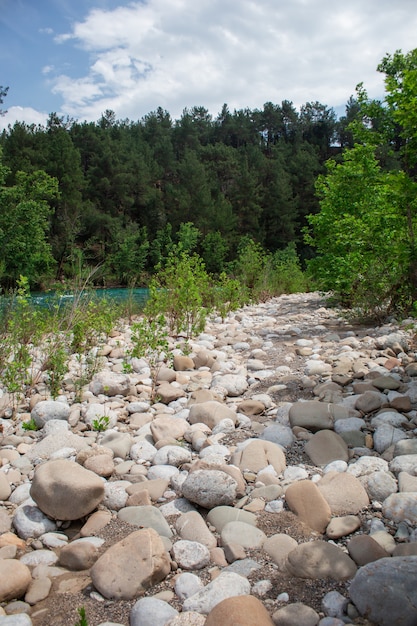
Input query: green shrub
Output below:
<box><xmin>146</xmin><ymin>251</ymin><xmax>211</xmax><ymax>338</ymax></box>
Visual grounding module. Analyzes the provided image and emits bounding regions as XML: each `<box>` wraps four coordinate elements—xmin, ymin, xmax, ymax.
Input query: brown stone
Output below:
<box><xmin>204</xmin><ymin>595</ymin><xmax>274</xmax><ymax>626</ymax></box>
<box><xmin>285</xmin><ymin>480</ymin><xmax>331</xmax><ymax>533</ymax></box>
<box><xmin>347</xmin><ymin>534</ymin><xmax>390</xmax><ymax>565</ymax></box>
<box><xmin>90</xmin><ymin>528</ymin><xmax>171</xmax><ymax>600</ymax></box>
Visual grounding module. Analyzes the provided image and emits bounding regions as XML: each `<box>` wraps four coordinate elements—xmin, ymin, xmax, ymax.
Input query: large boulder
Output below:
<box><xmin>349</xmin><ymin>556</ymin><xmax>417</xmax><ymax>626</ymax></box>
<box><xmin>30</xmin><ymin>459</ymin><xmax>104</xmax><ymax>521</ymax></box>
<box><xmin>90</xmin><ymin>528</ymin><xmax>171</xmax><ymax>600</ymax></box>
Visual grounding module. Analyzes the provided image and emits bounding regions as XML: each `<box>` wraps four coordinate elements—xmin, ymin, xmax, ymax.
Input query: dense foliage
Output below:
<box><xmin>0</xmin><ymin>97</ymin><xmax>343</xmax><ymax>289</ymax></box>
<box><xmin>306</xmin><ymin>48</ymin><xmax>417</xmax><ymax>317</ymax></box>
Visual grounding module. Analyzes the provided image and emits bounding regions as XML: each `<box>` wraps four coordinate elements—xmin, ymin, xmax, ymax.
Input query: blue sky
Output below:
<box><xmin>1</xmin><ymin>0</ymin><xmax>417</xmax><ymax>130</ymax></box>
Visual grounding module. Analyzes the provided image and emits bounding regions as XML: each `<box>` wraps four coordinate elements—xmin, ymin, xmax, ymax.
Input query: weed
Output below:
<box><xmin>92</xmin><ymin>415</ymin><xmax>110</xmax><ymax>432</ymax></box>
<box><xmin>74</xmin><ymin>606</ymin><xmax>88</xmax><ymax>626</ymax></box>
<box><xmin>128</xmin><ymin>314</ymin><xmax>171</xmax><ymax>401</ymax></box>
<box><xmin>22</xmin><ymin>417</ymin><xmax>38</xmax><ymax>431</ymax></box>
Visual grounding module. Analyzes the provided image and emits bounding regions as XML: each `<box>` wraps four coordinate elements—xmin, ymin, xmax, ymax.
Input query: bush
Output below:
<box><xmin>145</xmin><ymin>251</ymin><xmax>211</xmax><ymax>338</ymax></box>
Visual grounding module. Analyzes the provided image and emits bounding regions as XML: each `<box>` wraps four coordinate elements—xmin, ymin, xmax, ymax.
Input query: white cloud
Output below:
<box><xmin>0</xmin><ymin>106</ymin><xmax>49</xmax><ymax>131</ymax></box>
<box><xmin>16</xmin><ymin>1</ymin><xmax>417</xmax><ymax>124</ymax></box>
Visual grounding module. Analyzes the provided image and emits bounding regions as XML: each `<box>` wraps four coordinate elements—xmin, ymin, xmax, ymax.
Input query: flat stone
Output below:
<box><xmin>221</xmin><ymin>521</ymin><xmax>266</xmax><ymax>549</ymax></box>
<box><xmin>206</xmin><ymin>506</ymin><xmax>257</xmax><ymax>532</ymax></box>
<box><xmin>118</xmin><ymin>505</ymin><xmax>173</xmax><ymax>537</ymax></box>
<box><xmin>305</xmin><ymin>430</ymin><xmax>349</xmax><ymax>466</ymax></box>
<box><xmin>326</xmin><ymin>516</ymin><xmax>361</xmax><ymax>539</ymax></box>
<box><xmin>263</xmin><ymin>534</ymin><xmax>298</xmax><ymax>571</ymax></box>
<box><xmin>286</xmin><ymin>541</ymin><xmax>357</xmax><ymax>580</ymax></box>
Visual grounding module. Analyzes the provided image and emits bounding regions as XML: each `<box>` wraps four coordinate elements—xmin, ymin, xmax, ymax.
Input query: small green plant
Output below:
<box><xmin>92</xmin><ymin>415</ymin><xmax>110</xmax><ymax>432</ymax></box>
<box><xmin>128</xmin><ymin>314</ymin><xmax>171</xmax><ymax>400</ymax></box>
<box><xmin>74</xmin><ymin>606</ymin><xmax>88</xmax><ymax>626</ymax></box>
<box><xmin>22</xmin><ymin>417</ymin><xmax>38</xmax><ymax>431</ymax></box>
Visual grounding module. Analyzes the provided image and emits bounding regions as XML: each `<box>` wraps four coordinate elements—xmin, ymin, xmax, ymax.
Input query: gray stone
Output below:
<box><xmin>181</xmin><ymin>470</ymin><xmax>238</xmax><ymax>509</ymax></box>
<box><xmin>373</xmin><ymin>423</ymin><xmax>407</xmax><ymax>454</ymax></box>
<box><xmin>349</xmin><ymin>556</ymin><xmax>417</xmax><ymax>626</ymax></box>
<box><xmin>382</xmin><ymin>493</ymin><xmax>417</xmax><ymax>524</ymax></box>
<box><xmin>171</xmin><ymin>540</ymin><xmax>210</xmax><ymax>569</ymax></box>
<box><xmin>389</xmin><ymin>454</ymin><xmax>417</xmax><ymax>475</ymax></box>
<box><xmin>31</xmin><ymin>400</ymin><xmax>70</xmax><ymax>428</ymax></box>
<box><xmin>12</xmin><ymin>502</ymin><xmax>56</xmax><ymax>540</ymax></box>
<box><xmin>221</xmin><ymin>521</ymin><xmax>266</xmax><ymax>549</ymax></box>
<box><xmin>130</xmin><ymin>597</ymin><xmax>178</xmax><ymax>626</ymax></box>
<box><xmin>89</xmin><ymin>371</ymin><xmax>130</xmax><ymax>396</ymax></box>
<box><xmin>365</xmin><ymin>470</ymin><xmax>397</xmax><ymax>502</ymax></box>
<box><xmin>182</xmin><ymin>571</ymin><xmax>250</xmax><ymax>614</ymax></box>
<box><xmin>260</xmin><ymin>424</ymin><xmax>294</xmax><ymax>448</ymax></box>
<box><xmin>118</xmin><ymin>505</ymin><xmax>173</xmax><ymax>537</ymax></box>
<box><xmin>206</xmin><ymin>506</ymin><xmax>257</xmax><ymax>532</ymax></box>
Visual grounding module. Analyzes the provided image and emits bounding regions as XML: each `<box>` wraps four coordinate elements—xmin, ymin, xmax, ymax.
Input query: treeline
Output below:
<box><xmin>0</xmin><ymin>98</ymin><xmax>357</xmax><ymax>289</ymax></box>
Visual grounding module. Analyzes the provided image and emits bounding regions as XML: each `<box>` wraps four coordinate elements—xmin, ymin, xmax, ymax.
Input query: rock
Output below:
<box><xmin>317</xmin><ymin>472</ymin><xmax>369</xmax><ymax>514</ymax></box>
<box><xmin>354</xmin><ymin>391</ymin><xmax>386</xmax><ymax>413</ymax></box>
<box><xmin>0</xmin><ymin>471</ymin><xmax>12</xmax><ymax>500</ymax></box>
<box><xmin>99</xmin><ymin>431</ymin><xmax>133</xmax><ymax>459</ymax></box>
<box><xmin>285</xmin><ymin>480</ymin><xmax>331</xmax><ymax>533</ymax></box>
<box><xmin>326</xmin><ymin>516</ymin><xmax>361</xmax><ymax>539</ymax></box>
<box><xmin>156</xmin><ymin>383</ymin><xmax>186</xmax><ymax>404</ymax></box>
<box><xmin>30</xmin><ymin>400</ymin><xmax>70</xmax><ymax>428</ymax></box>
<box><xmin>130</xmin><ymin>597</ymin><xmax>178</xmax><ymax>626</ymax></box>
<box><xmin>389</xmin><ymin>454</ymin><xmax>417</xmax><ymax>475</ymax></box>
<box><xmin>0</xmin><ymin>560</ymin><xmax>31</xmax><ymax>602</ymax></box>
<box><xmin>382</xmin><ymin>493</ymin><xmax>417</xmax><ymax>524</ymax></box>
<box><xmin>365</xmin><ymin>470</ymin><xmax>397</xmax><ymax>502</ymax></box>
<box><xmin>214</xmin><ymin>374</ymin><xmax>248</xmax><ymax>397</ymax></box>
<box><xmin>188</xmin><ymin>401</ymin><xmax>237</xmax><ymax>429</ymax></box>
<box><xmin>150</xmin><ymin>417</ymin><xmax>188</xmax><ymax>443</ymax></box>
<box><xmin>90</xmin><ymin>528</ymin><xmax>170</xmax><ymax>600</ymax></box>
<box><xmin>349</xmin><ymin>556</ymin><xmax>417</xmax><ymax>626</ymax></box>
<box><xmin>174</xmin><ymin>572</ymin><xmax>204</xmax><ymax>601</ymax></box>
<box><xmin>232</xmin><ymin>440</ymin><xmax>286</xmax><ymax>475</ymax></box>
<box><xmin>272</xmin><ymin>602</ymin><xmax>319</xmax><ymax>626</ymax></box>
<box><xmin>221</xmin><ymin>521</ymin><xmax>266</xmax><ymax>549</ymax></box>
<box><xmin>24</xmin><ymin>577</ymin><xmax>52</xmax><ymax>605</ymax></box>
<box><xmin>89</xmin><ymin>371</ymin><xmax>130</xmax><ymax>396</ymax></box>
<box><xmin>58</xmin><ymin>540</ymin><xmax>100</xmax><ymax>570</ymax></box>
<box><xmin>173</xmin><ymin>355</ymin><xmax>195</xmax><ymax>371</ymax></box>
<box><xmin>206</xmin><ymin>506</ymin><xmax>257</xmax><ymax>532</ymax></box>
<box><xmin>205</xmin><ymin>595</ymin><xmax>274</xmax><ymax>626</ymax></box>
<box><xmin>373</xmin><ymin>423</ymin><xmax>407</xmax><ymax>453</ymax></box>
<box><xmin>12</xmin><ymin>503</ymin><xmax>56</xmax><ymax>540</ymax></box>
<box><xmin>263</xmin><ymin>534</ymin><xmax>298</xmax><ymax>571</ymax></box>
<box><xmin>182</xmin><ymin>571</ymin><xmax>250</xmax><ymax>614</ymax></box>
<box><xmin>237</xmin><ymin>400</ymin><xmax>265</xmax><ymax>416</ymax></box>
<box><xmin>304</xmin><ymin>430</ymin><xmax>349</xmax><ymax>466</ymax></box>
<box><xmin>259</xmin><ymin>424</ymin><xmax>294</xmax><ymax>448</ymax></box>
<box><xmin>30</xmin><ymin>459</ymin><xmax>104</xmax><ymax>521</ymax></box>
<box><xmin>289</xmin><ymin>401</ymin><xmax>335</xmax><ymax>431</ymax></box>
<box><xmin>175</xmin><ymin>511</ymin><xmax>217</xmax><ymax>548</ymax></box>
<box><xmin>286</xmin><ymin>541</ymin><xmax>357</xmax><ymax>580</ymax></box>
<box><xmin>171</xmin><ymin>540</ymin><xmax>210</xmax><ymax>569</ymax></box>
<box><xmin>347</xmin><ymin>535</ymin><xmax>390</xmax><ymax>565</ymax></box>
<box><xmin>118</xmin><ymin>506</ymin><xmax>173</xmax><ymax>537</ymax></box>
<box><xmin>181</xmin><ymin>469</ymin><xmax>238</xmax><ymax>509</ymax></box>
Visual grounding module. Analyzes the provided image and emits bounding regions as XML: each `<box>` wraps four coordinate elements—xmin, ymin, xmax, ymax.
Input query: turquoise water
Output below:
<box><xmin>29</xmin><ymin>287</ymin><xmax>150</xmax><ymax>309</ymax></box>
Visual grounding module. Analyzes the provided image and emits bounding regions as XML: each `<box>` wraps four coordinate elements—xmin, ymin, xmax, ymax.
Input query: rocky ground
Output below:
<box><xmin>1</xmin><ymin>291</ymin><xmax>417</xmax><ymax>626</ymax></box>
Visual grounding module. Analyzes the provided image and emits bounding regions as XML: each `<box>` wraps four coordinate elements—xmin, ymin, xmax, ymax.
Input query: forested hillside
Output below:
<box><xmin>0</xmin><ymin>97</ymin><xmax>349</xmax><ymax>288</ymax></box>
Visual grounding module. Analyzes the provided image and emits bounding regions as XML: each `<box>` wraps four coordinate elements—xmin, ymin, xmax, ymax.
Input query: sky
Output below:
<box><xmin>0</xmin><ymin>0</ymin><xmax>416</xmax><ymax>130</ymax></box>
